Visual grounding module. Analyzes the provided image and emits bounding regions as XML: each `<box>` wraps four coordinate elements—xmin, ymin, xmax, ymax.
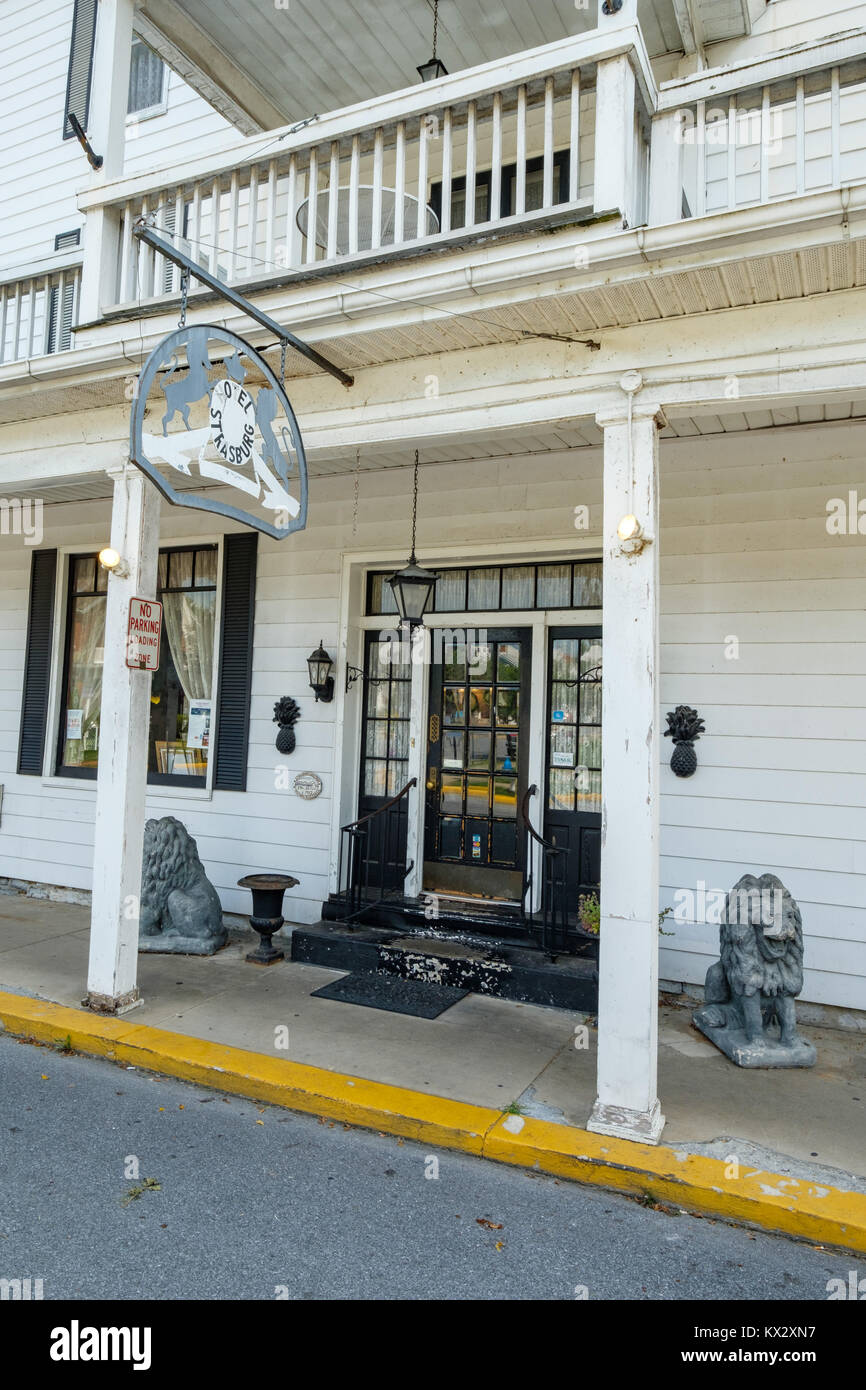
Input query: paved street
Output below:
<box><xmin>0</xmin><ymin>1033</ymin><xmax>861</xmax><ymax>1301</ymax></box>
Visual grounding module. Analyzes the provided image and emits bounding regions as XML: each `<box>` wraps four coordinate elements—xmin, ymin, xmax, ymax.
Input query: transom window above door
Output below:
<box><xmin>367</xmin><ymin>560</ymin><xmax>601</xmax><ymax>616</ymax></box>
<box><xmin>57</xmin><ymin>545</ymin><xmax>218</xmax><ymax>785</ymax></box>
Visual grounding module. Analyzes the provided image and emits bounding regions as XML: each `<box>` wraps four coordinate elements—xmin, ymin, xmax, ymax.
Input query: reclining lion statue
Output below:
<box><xmin>139</xmin><ymin>816</ymin><xmax>227</xmax><ymax>955</ymax></box>
<box><xmin>692</xmin><ymin>872</ymin><xmax>816</xmax><ymax>1067</ymax></box>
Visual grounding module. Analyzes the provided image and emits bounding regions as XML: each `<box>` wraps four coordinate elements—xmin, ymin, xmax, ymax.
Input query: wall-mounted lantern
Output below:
<box><xmin>307</xmin><ymin>641</ymin><xmax>335</xmax><ymax>703</ymax></box>
<box><xmin>98</xmin><ymin>547</ymin><xmax>130</xmax><ymax>579</ymax></box>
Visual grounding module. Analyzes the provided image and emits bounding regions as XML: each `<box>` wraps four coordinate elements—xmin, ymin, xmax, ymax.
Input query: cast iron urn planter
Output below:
<box><xmin>664</xmin><ymin>705</ymin><xmax>705</xmax><ymax>778</ymax></box>
<box><xmin>237</xmin><ymin>873</ymin><xmax>299</xmax><ymax>965</ymax></box>
<box><xmin>273</xmin><ymin>696</ymin><xmax>301</xmax><ymax>755</ymax></box>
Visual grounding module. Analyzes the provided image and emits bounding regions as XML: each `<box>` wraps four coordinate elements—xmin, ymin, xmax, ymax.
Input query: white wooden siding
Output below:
<box><xmin>0</xmin><ymin>421</ymin><xmax>863</xmax><ymax>1009</ymax></box>
<box><xmin>0</xmin><ymin>0</ymin><xmax>234</xmax><ymax>277</ymax></box>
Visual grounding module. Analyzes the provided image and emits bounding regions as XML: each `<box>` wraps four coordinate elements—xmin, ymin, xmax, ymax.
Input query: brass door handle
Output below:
<box><xmin>426</xmin><ymin>768</ymin><xmax>438</xmax><ymax>791</ymax></box>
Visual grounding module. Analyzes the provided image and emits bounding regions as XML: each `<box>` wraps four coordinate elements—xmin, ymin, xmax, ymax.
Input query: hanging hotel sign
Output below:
<box><xmin>130</xmin><ymin>325</ymin><xmax>309</xmax><ymax>542</ymax></box>
<box><xmin>126</xmin><ymin>597</ymin><xmax>163</xmax><ymax>671</ymax></box>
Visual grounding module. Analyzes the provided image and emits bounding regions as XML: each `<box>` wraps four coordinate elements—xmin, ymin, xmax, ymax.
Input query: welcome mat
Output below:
<box><xmin>311</xmin><ymin>971</ymin><xmax>469</xmax><ymax>1019</ymax></box>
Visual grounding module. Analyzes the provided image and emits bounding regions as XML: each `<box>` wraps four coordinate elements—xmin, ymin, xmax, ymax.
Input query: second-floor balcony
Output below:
<box><xmin>5</xmin><ymin>1</ymin><xmax>866</xmax><ymax>370</ymax></box>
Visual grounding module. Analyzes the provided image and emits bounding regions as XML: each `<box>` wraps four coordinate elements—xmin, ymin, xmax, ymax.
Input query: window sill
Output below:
<box><xmin>40</xmin><ymin>776</ymin><xmax>213</xmax><ymax>802</ymax></box>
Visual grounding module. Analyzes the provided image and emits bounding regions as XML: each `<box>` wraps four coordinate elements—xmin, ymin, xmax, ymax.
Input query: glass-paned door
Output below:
<box><xmin>424</xmin><ymin>629</ymin><xmax>530</xmax><ymax>901</ymax></box>
<box><xmin>544</xmin><ymin>627</ymin><xmax>603</xmax><ymax>904</ymax></box>
<box><xmin>356</xmin><ymin>630</ymin><xmax>413</xmax><ymax>891</ymax></box>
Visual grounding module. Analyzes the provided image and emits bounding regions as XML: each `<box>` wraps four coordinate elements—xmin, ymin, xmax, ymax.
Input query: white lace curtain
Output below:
<box><xmin>64</xmin><ymin>595</ymin><xmax>105</xmax><ymax>760</ymax></box>
<box><xmin>162</xmin><ymin>590</ymin><xmax>215</xmax><ymax>704</ymax></box>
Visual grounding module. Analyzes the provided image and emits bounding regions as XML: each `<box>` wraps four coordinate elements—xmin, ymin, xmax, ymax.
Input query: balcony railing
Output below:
<box><xmin>677</xmin><ymin>61</ymin><xmax>866</xmax><ymax>219</ymax></box>
<box><xmin>0</xmin><ymin>262</ymin><xmax>81</xmax><ymax>365</ymax></box>
<box><xmin>77</xmin><ymin>25</ymin><xmax>654</xmax><ymax>319</ymax></box>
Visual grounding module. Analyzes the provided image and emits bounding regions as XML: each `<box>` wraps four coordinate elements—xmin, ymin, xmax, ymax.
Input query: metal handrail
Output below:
<box><xmin>520</xmin><ymin>783</ymin><xmax>570</xmax><ymax>955</ymax></box>
<box><xmin>336</xmin><ymin>778</ymin><xmax>417</xmax><ymax>925</ymax></box>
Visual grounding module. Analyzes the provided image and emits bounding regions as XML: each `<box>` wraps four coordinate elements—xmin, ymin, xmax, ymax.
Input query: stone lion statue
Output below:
<box><xmin>693</xmin><ymin>873</ymin><xmax>815</xmax><ymax>1067</ymax></box>
<box><xmin>139</xmin><ymin>816</ymin><xmax>226</xmax><ymax>954</ymax></box>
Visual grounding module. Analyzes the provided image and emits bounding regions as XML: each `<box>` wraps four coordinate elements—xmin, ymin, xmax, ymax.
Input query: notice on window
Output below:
<box><xmin>551</xmin><ymin>750</ymin><xmax>573</xmax><ymax>769</ymax></box>
<box><xmin>66</xmin><ymin>709</ymin><xmax>83</xmax><ymax>741</ymax></box>
<box><xmin>126</xmin><ymin>598</ymin><xmax>163</xmax><ymax>671</ymax></box>
<box><xmin>186</xmin><ymin>700</ymin><xmax>212</xmax><ymax>750</ymax></box>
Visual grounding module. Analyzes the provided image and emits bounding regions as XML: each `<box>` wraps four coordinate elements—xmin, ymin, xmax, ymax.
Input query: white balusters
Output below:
<box><xmin>516</xmin><ymin>85</ymin><xmax>527</xmax><ymax>216</ymax></box>
<box><xmin>569</xmin><ymin>71</ymin><xmax>581</xmax><ymax>201</ymax></box>
<box><xmin>543</xmin><ymin>76</ymin><xmax>555</xmax><ymax>209</ymax></box>
<box><xmin>417</xmin><ymin>113</ymin><xmax>430</xmax><ymax>238</ymax></box>
<box><xmin>394</xmin><ymin>121</ymin><xmax>406</xmax><ymax>244</ymax></box>
<box><xmin>348</xmin><ymin>134</ymin><xmax>360</xmax><ymax>255</ymax></box>
<box><xmin>465</xmin><ymin>100</ymin><xmax>477</xmax><ymax>229</ymax></box>
<box><xmin>795</xmin><ymin>77</ymin><xmax>806</xmax><ymax>197</ymax></box>
<box><xmin>327</xmin><ymin>142</ymin><xmax>340</xmax><ymax>260</ymax></box>
<box><xmin>371</xmin><ymin>127</ymin><xmax>384</xmax><ymax>250</ymax></box>
<box><xmin>228</xmin><ymin>170</ymin><xmax>240</xmax><ymax>279</ymax></box>
<box><xmin>440</xmin><ymin>107</ymin><xmax>453</xmax><ymax>233</ymax></box>
<box><xmin>265</xmin><ymin>159</ymin><xmax>277</xmax><ymax>269</ymax></box>
<box><xmin>831</xmin><ymin>67</ymin><xmax>841</xmax><ymax>188</ymax></box>
<box><xmin>248</xmin><ymin>163</ymin><xmax>259</xmax><ymax>275</ymax></box>
<box><xmin>491</xmin><ymin>91</ymin><xmax>503</xmax><ymax>221</ymax></box>
<box><xmin>285</xmin><ymin>154</ymin><xmax>300</xmax><ymax>268</ymax></box>
<box><xmin>306</xmin><ymin>148</ymin><xmax>319</xmax><ymax>264</ymax></box>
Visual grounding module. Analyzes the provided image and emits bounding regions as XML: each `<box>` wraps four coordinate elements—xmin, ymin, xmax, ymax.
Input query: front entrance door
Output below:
<box><xmin>424</xmin><ymin>628</ymin><xmax>531</xmax><ymax>900</ymax></box>
<box><xmin>543</xmin><ymin>627</ymin><xmax>603</xmax><ymax>905</ymax></box>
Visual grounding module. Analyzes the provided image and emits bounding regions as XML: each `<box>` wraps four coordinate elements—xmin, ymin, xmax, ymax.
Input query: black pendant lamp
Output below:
<box><xmin>388</xmin><ymin>450</ymin><xmax>437</xmax><ymax>627</ymax></box>
<box><xmin>417</xmin><ymin>0</ymin><xmax>448</xmax><ymax>81</ymax></box>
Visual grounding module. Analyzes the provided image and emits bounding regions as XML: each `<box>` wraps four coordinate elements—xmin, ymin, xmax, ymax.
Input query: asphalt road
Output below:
<box><xmin>0</xmin><ymin>1031</ymin><xmax>861</xmax><ymax>1302</ymax></box>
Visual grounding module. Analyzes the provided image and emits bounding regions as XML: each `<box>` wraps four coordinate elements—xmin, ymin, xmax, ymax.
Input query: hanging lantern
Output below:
<box><xmin>417</xmin><ymin>0</ymin><xmax>448</xmax><ymax>81</ymax></box>
<box><xmin>388</xmin><ymin>450</ymin><xmax>437</xmax><ymax>627</ymax></box>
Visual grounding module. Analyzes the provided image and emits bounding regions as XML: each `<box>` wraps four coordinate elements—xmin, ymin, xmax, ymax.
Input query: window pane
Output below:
<box><xmin>74</xmin><ymin>556</ymin><xmax>95</xmax><ymax>593</ymax></box>
<box><xmin>550</xmin><ymin>681</ymin><xmax>577</xmax><ymax>724</ymax></box>
<box><xmin>389</xmin><ymin>681</ymin><xmax>410</xmax><ymax>720</ymax></box>
<box><xmin>441</xmin><ymin>730</ymin><xmax>464</xmax><ymax>770</ymax></box>
<box><xmin>389</xmin><ymin>722</ymin><xmax>409</xmax><ymax>760</ymax></box>
<box><xmin>157</xmin><ymin>552</ymin><xmax>168</xmax><ymax>590</ymax></box>
<box><xmin>492</xmin><ymin>776</ymin><xmax>517</xmax><ymax>818</ymax></box>
<box><xmin>387</xmin><ymin>761</ymin><xmax>408</xmax><ymax>795</ymax></box>
<box><xmin>495</xmin><ymin>732</ymin><xmax>518</xmax><ymax>773</ymax></box>
<box><xmin>369</xmin><ymin>573</ymin><xmax>398</xmax><ymax>615</ymax></box>
<box><xmin>578</xmin><ymin>726</ymin><xmax>602</xmax><ymax>768</ymax></box>
<box><xmin>365</xmin><ymin>759</ymin><xmax>387</xmax><ymax>797</ymax></box>
<box><xmin>434</xmin><ymin>569</ymin><xmax>466</xmax><ymax>611</ymax></box>
<box><xmin>551</xmin><ymin>638</ymin><xmax>579</xmax><ymax>681</ymax></box>
<box><xmin>443</xmin><ymin>688</ymin><xmax>466</xmax><ymax>725</ymax></box>
<box><xmin>496</xmin><ymin>689</ymin><xmax>519</xmax><ymax>727</ymax></box>
<box><xmin>501</xmin><ymin>566</ymin><xmax>534</xmax><ymax>608</ymax></box>
<box><xmin>128</xmin><ymin>39</ymin><xmax>165</xmax><ymax>113</ymax></box>
<box><xmin>465</xmin><ymin>775</ymin><xmax>490</xmax><ymax>816</ymax></box>
<box><xmin>574</xmin><ymin>562</ymin><xmax>602</xmax><ymax>607</ymax></box>
<box><xmin>366</xmin><ymin>720</ymin><xmax>388</xmax><ymax>758</ymax></box>
<box><xmin>168</xmin><ymin>551</ymin><xmax>194</xmax><ymax>589</ymax></box>
<box><xmin>468</xmin><ymin>732</ymin><xmax>491</xmax><ymax>770</ymax></box>
<box><xmin>61</xmin><ymin>594</ymin><xmax>105</xmax><ymax>768</ymax></box>
<box><xmin>550</xmin><ymin>724</ymin><xmax>576</xmax><ymax>767</ymax></box>
<box><xmin>548</xmin><ymin>768</ymin><xmax>574</xmax><ymax>812</ymax></box>
<box><xmin>469</xmin><ymin>687</ymin><xmax>492</xmax><ymax>725</ymax></box>
<box><xmin>195</xmin><ymin>549</ymin><xmax>217</xmax><ymax>587</ymax></box>
<box><xmin>576</xmin><ymin>768</ymin><xmax>602</xmax><ymax>814</ymax></box>
<box><xmin>95</xmin><ymin>561</ymin><xmax>108</xmax><ymax>593</ymax></box>
<box><xmin>496</xmin><ymin>642</ymin><xmax>520</xmax><ymax>683</ymax></box>
<box><xmin>441</xmin><ymin>772</ymin><xmax>462</xmax><ymax>814</ymax></box>
<box><xmin>581</xmin><ymin>680</ymin><xmax>602</xmax><ymax>725</ymax></box>
<box><xmin>537</xmin><ymin>563</ymin><xmax>571</xmax><ymax>608</ymax></box>
<box><xmin>467</xmin><ymin>567</ymin><xmax>499</xmax><ymax>610</ymax></box>
<box><xmin>367</xmin><ymin>678</ymin><xmax>390</xmax><ymax>718</ymax></box>
<box><xmin>467</xmin><ymin>641</ymin><xmax>493</xmax><ymax>680</ymax></box>
<box><xmin>150</xmin><ymin>589</ymin><xmax>215</xmax><ymax>778</ymax></box>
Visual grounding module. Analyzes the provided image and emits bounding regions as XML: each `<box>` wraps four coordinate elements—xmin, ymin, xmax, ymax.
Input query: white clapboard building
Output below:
<box><xmin>0</xmin><ymin>0</ymin><xmax>864</xmax><ymax>1142</ymax></box>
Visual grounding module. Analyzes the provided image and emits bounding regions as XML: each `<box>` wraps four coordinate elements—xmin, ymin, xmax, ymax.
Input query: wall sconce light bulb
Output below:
<box><xmin>98</xmin><ymin>548</ymin><xmax>130</xmax><ymax>578</ymax></box>
<box><xmin>617</xmin><ymin>514</ymin><xmax>642</xmax><ymax>542</ymax></box>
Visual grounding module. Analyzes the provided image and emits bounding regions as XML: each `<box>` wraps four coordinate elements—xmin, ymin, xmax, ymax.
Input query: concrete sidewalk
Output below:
<box><xmin>1</xmin><ymin>888</ymin><xmax>865</xmax><ymax>1249</ymax></box>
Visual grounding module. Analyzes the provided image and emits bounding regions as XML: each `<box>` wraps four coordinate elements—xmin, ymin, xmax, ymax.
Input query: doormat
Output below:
<box><xmin>311</xmin><ymin>971</ymin><xmax>469</xmax><ymax>1019</ymax></box>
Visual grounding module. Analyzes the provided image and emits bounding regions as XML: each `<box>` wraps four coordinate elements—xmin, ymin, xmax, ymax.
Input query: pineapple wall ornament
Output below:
<box><xmin>664</xmin><ymin>705</ymin><xmax>705</xmax><ymax>778</ymax></box>
<box><xmin>273</xmin><ymin>696</ymin><xmax>301</xmax><ymax>755</ymax></box>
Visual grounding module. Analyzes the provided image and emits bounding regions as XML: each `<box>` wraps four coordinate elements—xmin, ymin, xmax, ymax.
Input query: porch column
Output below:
<box><xmin>77</xmin><ymin>0</ymin><xmax>135</xmax><ymax>325</ymax></box>
<box><xmin>588</xmin><ymin>387</ymin><xmax>665</xmax><ymax>1144</ymax></box>
<box><xmin>594</xmin><ymin>0</ymin><xmax>639</xmax><ymax>227</ymax></box>
<box><xmin>86</xmin><ymin>465</ymin><xmax>160</xmax><ymax>1013</ymax></box>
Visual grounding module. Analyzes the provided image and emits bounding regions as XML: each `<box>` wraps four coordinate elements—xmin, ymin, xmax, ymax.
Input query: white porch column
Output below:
<box><xmin>77</xmin><ymin>0</ymin><xmax>135</xmax><ymax>325</ymax></box>
<box><xmin>594</xmin><ymin>0</ymin><xmax>639</xmax><ymax>227</ymax></box>
<box><xmin>649</xmin><ymin>110</ymin><xmax>685</xmax><ymax>226</ymax></box>
<box><xmin>588</xmin><ymin>386</ymin><xmax>665</xmax><ymax>1145</ymax></box>
<box><xmin>86</xmin><ymin>465</ymin><xmax>160</xmax><ymax>1013</ymax></box>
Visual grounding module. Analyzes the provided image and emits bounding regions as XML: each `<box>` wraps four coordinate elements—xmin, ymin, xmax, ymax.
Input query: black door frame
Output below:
<box><xmin>543</xmin><ymin>625</ymin><xmax>603</xmax><ymax>905</ymax></box>
<box><xmin>423</xmin><ymin>626</ymin><xmax>532</xmax><ymax>899</ymax></box>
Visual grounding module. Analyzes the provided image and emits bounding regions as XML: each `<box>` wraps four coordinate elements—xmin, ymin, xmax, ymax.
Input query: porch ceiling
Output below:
<box><xmin>133</xmin><ymin>0</ymin><xmax>746</xmax><ymax>132</ymax></box>
<box><xmin>2</xmin><ymin>233</ymin><xmax>865</xmax><ymax>429</ymax></box>
<box><xmin>10</xmin><ymin>402</ymin><xmax>866</xmax><ymax>507</ymax></box>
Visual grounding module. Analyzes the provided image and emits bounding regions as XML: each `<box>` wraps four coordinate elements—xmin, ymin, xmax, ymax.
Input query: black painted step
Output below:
<box><xmin>291</xmin><ymin>919</ymin><xmax>598</xmax><ymax>1013</ymax></box>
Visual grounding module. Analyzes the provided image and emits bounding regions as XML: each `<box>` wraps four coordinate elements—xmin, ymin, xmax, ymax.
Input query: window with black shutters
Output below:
<box><xmin>17</xmin><ymin>552</ymin><xmax>57</xmax><ymax>776</ymax></box>
<box><xmin>63</xmin><ymin>0</ymin><xmax>98</xmax><ymax>140</ymax></box>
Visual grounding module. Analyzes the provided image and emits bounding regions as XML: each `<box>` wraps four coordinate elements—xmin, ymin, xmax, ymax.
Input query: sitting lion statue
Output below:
<box><xmin>693</xmin><ymin>872</ymin><xmax>815</xmax><ymax>1066</ymax></box>
<box><xmin>139</xmin><ymin>816</ymin><xmax>226</xmax><ymax>952</ymax></box>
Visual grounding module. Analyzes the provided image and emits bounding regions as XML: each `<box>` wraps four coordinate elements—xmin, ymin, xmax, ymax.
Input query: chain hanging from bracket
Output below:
<box><xmin>178</xmin><ymin>268</ymin><xmax>190</xmax><ymax>329</ymax></box>
<box><xmin>351</xmin><ymin>446</ymin><xmax>361</xmax><ymax>537</ymax></box>
<box><xmin>279</xmin><ymin>339</ymin><xmax>287</xmax><ymax>387</ymax></box>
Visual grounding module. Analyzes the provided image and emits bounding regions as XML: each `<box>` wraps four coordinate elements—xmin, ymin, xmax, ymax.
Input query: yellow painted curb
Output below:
<box><xmin>2</xmin><ymin>989</ymin><xmax>865</xmax><ymax>1254</ymax></box>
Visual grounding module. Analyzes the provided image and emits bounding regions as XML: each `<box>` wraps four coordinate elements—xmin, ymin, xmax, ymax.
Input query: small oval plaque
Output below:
<box><xmin>293</xmin><ymin>771</ymin><xmax>323</xmax><ymax>800</ymax></box>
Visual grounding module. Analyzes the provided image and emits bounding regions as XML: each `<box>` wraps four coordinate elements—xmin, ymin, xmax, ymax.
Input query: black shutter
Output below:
<box><xmin>63</xmin><ymin>0</ymin><xmax>98</xmax><ymax>140</ymax></box>
<box><xmin>214</xmin><ymin>533</ymin><xmax>258</xmax><ymax>792</ymax></box>
<box><xmin>18</xmin><ymin>550</ymin><xmax>57</xmax><ymax>775</ymax></box>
